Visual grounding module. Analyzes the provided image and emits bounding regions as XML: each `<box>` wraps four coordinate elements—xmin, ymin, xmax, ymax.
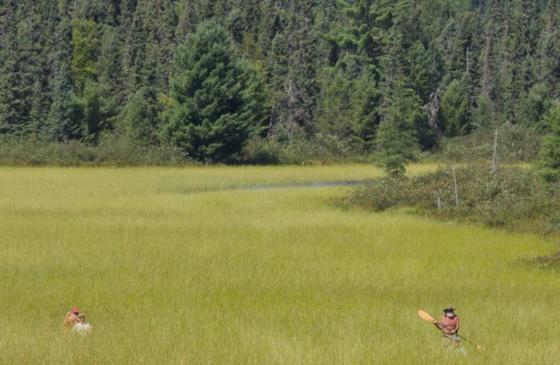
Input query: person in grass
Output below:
<box><xmin>72</xmin><ymin>313</ymin><xmax>93</xmax><ymax>335</ymax></box>
<box><xmin>433</xmin><ymin>306</ymin><xmax>465</xmax><ymax>352</ymax></box>
<box><xmin>64</xmin><ymin>307</ymin><xmax>81</xmax><ymax>331</ymax></box>
<box><xmin>64</xmin><ymin>307</ymin><xmax>93</xmax><ymax>334</ymax></box>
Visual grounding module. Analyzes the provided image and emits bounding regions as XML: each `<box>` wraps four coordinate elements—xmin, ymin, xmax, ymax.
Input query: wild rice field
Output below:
<box><xmin>0</xmin><ymin>164</ymin><xmax>559</xmax><ymax>364</ymax></box>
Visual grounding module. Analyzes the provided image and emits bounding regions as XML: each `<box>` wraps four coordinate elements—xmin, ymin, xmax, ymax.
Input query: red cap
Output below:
<box><xmin>70</xmin><ymin>307</ymin><xmax>79</xmax><ymax>314</ymax></box>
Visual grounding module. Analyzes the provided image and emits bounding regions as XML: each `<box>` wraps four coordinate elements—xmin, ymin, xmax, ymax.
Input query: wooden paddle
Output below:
<box><xmin>418</xmin><ymin>309</ymin><xmax>486</xmax><ymax>352</ymax></box>
<box><xmin>418</xmin><ymin>309</ymin><xmax>435</xmax><ymax>322</ymax></box>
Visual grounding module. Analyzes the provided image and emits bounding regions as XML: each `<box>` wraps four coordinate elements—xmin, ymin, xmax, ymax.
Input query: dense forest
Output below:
<box><xmin>1</xmin><ymin>0</ymin><xmax>560</xmax><ymax>166</ymax></box>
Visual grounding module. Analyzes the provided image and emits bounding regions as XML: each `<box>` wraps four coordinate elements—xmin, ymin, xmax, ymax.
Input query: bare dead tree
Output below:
<box><xmin>423</xmin><ymin>86</ymin><xmax>442</xmax><ymax>131</ymax></box>
<box><xmin>491</xmin><ymin>127</ymin><xmax>498</xmax><ymax>174</ymax></box>
<box><xmin>452</xmin><ymin>167</ymin><xmax>459</xmax><ymax>208</ymax></box>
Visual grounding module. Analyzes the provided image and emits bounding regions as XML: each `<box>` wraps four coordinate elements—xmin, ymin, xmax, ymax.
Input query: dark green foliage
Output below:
<box><xmin>47</xmin><ymin>19</ymin><xmax>82</xmax><ymax>140</ymax></box>
<box><xmin>439</xmin><ymin>124</ymin><xmax>542</xmax><ymax>163</ymax></box>
<box><xmin>161</xmin><ymin>21</ymin><xmax>268</xmax><ymax>162</ymax></box>
<box><xmin>78</xmin><ymin>81</ymin><xmax>117</xmax><ymax>141</ymax></box>
<box><xmin>315</xmin><ymin>67</ymin><xmax>381</xmax><ymax>150</ymax></box>
<box><xmin>0</xmin><ymin>1</ymin><xmax>44</xmax><ymax>136</ymax></box>
<box><xmin>98</xmin><ymin>25</ymin><xmax>124</xmax><ymax>104</ymax></box>
<box><xmin>240</xmin><ymin>133</ymin><xmax>364</xmax><ymax>165</ymax></box>
<box><xmin>71</xmin><ymin>18</ymin><xmax>98</xmax><ymax>94</ymax></box>
<box><xmin>121</xmin><ymin>86</ymin><xmax>161</xmax><ymax>145</ymax></box>
<box><xmin>375</xmin><ymin>106</ymin><xmax>418</xmax><ymax>176</ymax></box>
<box><xmin>0</xmin><ymin>134</ymin><xmax>185</xmax><ymax>166</ymax></box>
<box><xmin>315</xmin><ymin>69</ymin><xmax>353</xmax><ymax>141</ymax></box>
<box><xmin>538</xmin><ymin>102</ymin><xmax>560</xmax><ymax>182</ymax></box>
<box><xmin>440</xmin><ymin>77</ymin><xmax>472</xmax><ymax>136</ymax></box>
<box><xmin>0</xmin><ymin>2</ymin><xmax>20</xmax><ymax>134</ymax></box>
<box><xmin>1</xmin><ymin>0</ymin><xmax>560</xmax><ymax>164</ymax></box>
<box><xmin>515</xmin><ymin>83</ymin><xmax>551</xmax><ymax>126</ymax></box>
<box><xmin>267</xmin><ymin>7</ymin><xmax>320</xmax><ymax>135</ymax></box>
<box><xmin>350</xmin><ymin>164</ymin><xmax>560</xmax><ymax>235</ymax></box>
<box><xmin>47</xmin><ymin>63</ymin><xmax>83</xmax><ymax>140</ymax></box>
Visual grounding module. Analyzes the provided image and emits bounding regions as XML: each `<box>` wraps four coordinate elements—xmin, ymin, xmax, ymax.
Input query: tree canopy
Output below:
<box><xmin>161</xmin><ymin>21</ymin><xmax>268</xmax><ymax>162</ymax></box>
<box><xmin>1</xmin><ymin>0</ymin><xmax>560</xmax><ymax>165</ymax></box>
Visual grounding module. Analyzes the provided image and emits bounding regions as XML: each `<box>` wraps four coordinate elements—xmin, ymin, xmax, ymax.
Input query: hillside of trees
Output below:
<box><xmin>1</xmin><ymin>0</ymin><xmax>560</xmax><ymax>167</ymax></box>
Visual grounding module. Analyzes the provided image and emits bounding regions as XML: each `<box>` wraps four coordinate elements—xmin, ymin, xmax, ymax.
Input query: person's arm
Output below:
<box><xmin>433</xmin><ymin>319</ymin><xmax>442</xmax><ymax>330</ymax></box>
<box><xmin>454</xmin><ymin>317</ymin><xmax>460</xmax><ymax>334</ymax></box>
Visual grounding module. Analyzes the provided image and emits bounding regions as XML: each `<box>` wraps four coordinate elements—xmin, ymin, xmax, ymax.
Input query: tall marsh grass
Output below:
<box><xmin>0</xmin><ymin>165</ymin><xmax>558</xmax><ymax>364</ymax></box>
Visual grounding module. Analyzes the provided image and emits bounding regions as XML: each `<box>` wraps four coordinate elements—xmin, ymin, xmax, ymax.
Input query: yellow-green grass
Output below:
<box><xmin>0</xmin><ymin>165</ymin><xmax>558</xmax><ymax>364</ymax></box>
<box><xmin>0</xmin><ymin>163</ymin><xmax>437</xmax><ymax>196</ymax></box>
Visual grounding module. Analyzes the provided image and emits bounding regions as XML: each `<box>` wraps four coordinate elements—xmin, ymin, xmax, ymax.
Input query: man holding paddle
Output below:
<box><xmin>433</xmin><ymin>306</ymin><xmax>461</xmax><ymax>346</ymax></box>
<box><xmin>418</xmin><ymin>306</ymin><xmax>470</xmax><ymax>354</ymax></box>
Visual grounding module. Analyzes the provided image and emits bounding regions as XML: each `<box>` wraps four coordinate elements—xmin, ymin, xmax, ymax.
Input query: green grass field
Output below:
<box><xmin>1</xmin><ymin>164</ymin><xmax>559</xmax><ymax>364</ymax></box>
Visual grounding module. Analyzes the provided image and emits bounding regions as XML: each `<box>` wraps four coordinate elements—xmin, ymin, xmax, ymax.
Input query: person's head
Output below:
<box><xmin>70</xmin><ymin>307</ymin><xmax>80</xmax><ymax>316</ymax></box>
<box><xmin>443</xmin><ymin>306</ymin><xmax>456</xmax><ymax>318</ymax></box>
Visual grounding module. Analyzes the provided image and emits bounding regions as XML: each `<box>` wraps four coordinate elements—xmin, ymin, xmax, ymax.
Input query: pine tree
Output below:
<box><xmin>335</xmin><ymin>0</ymin><xmax>387</xmax><ymax>75</ymax></box>
<box><xmin>70</xmin><ymin>0</ymin><xmax>118</xmax><ymax>25</ymax></box>
<box><xmin>440</xmin><ymin>77</ymin><xmax>472</xmax><ymax>136</ymax></box>
<box><xmin>121</xmin><ymin>86</ymin><xmax>160</xmax><ymax>145</ymax></box>
<box><xmin>71</xmin><ymin>18</ymin><xmax>98</xmax><ymax>94</ymax></box>
<box><xmin>123</xmin><ymin>0</ymin><xmax>176</xmax><ymax>93</ymax></box>
<box><xmin>161</xmin><ymin>21</ymin><xmax>269</xmax><ymax>162</ymax></box>
<box><xmin>538</xmin><ymin>101</ymin><xmax>560</xmax><ymax>182</ymax></box>
<box><xmin>0</xmin><ymin>0</ymin><xmax>559</xmax><ymax>159</ymax></box>
<box><xmin>267</xmin><ymin>6</ymin><xmax>318</xmax><ymax>136</ymax></box>
<box><xmin>47</xmin><ymin>60</ymin><xmax>82</xmax><ymax>140</ymax></box>
<box><xmin>175</xmin><ymin>0</ymin><xmax>198</xmax><ymax>39</ymax></box>
<box><xmin>0</xmin><ymin>1</ymin><xmax>46</xmax><ymax>136</ymax></box>
<box><xmin>375</xmin><ymin>11</ymin><xmax>421</xmax><ymax>175</ymax></box>
<box><xmin>349</xmin><ymin>70</ymin><xmax>382</xmax><ymax>149</ymax></box>
<box><xmin>375</xmin><ymin>103</ymin><xmax>418</xmax><ymax>176</ymax></box>
<box><xmin>19</xmin><ymin>4</ymin><xmax>47</xmax><ymax>133</ymax></box>
<box><xmin>536</xmin><ymin>0</ymin><xmax>560</xmax><ymax>103</ymax></box>
<box><xmin>315</xmin><ymin>68</ymin><xmax>353</xmax><ymax>141</ymax></box>
<box><xmin>315</xmin><ymin>65</ymin><xmax>381</xmax><ymax>151</ymax></box>
<box><xmin>515</xmin><ymin>82</ymin><xmax>551</xmax><ymax>126</ymax></box>
<box><xmin>0</xmin><ymin>1</ymin><xmax>19</xmax><ymax>135</ymax></box>
<box><xmin>98</xmin><ymin>25</ymin><xmax>124</xmax><ymax>106</ymax></box>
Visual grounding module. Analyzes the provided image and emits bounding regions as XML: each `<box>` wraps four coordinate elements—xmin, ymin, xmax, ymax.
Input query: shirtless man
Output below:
<box><xmin>432</xmin><ymin>306</ymin><xmax>461</xmax><ymax>347</ymax></box>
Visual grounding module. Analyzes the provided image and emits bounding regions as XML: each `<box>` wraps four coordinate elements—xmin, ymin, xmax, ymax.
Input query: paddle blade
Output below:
<box><xmin>418</xmin><ymin>310</ymin><xmax>435</xmax><ymax>322</ymax></box>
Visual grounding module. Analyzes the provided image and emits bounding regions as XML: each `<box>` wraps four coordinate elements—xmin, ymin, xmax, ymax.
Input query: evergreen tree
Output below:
<box><xmin>1</xmin><ymin>0</ymin><xmax>560</xmax><ymax>160</ymax></box>
<box><xmin>98</xmin><ymin>25</ymin><xmax>124</xmax><ymax>106</ymax></box>
<box><xmin>0</xmin><ymin>1</ymin><xmax>19</xmax><ymax>135</ymax></box>
<box><xmin>375</xmin><ymin>104</ymin><xmax>418</xmax><ymax>176</ymax></box>
<box><xmin>48</xmin><ymin>62</ymin><xmax>83</xmax><ymax>140</ymax></box>
<box><xmin>69</xmin><ymin>17</ymin><xmax>118</xmax><ymax>140</ymax></box>
<box><xmin>0</xmin><ymin>1</ymin><xmax>44</xmax><ymax>135</ymax></box>
<box><xmin>536</xmin><ymin>0</ymin><xmax>560</xmax><ymax>101</ymax></box>
<box><xmin>538</xmin><ymin>101</ymin><xmax>560</xmax><ymax>182</ymax></box>
<box><xmin>440</xmin><ymin>77</ymin><xmax>472</xmax><ymax>136</ymax></box>
<box><xmin>375</xmin><ymin>12</ymin><xmax>421</xmax><ymax>175</ymax></box>
<box><xmin>315</xmin><ymin>66</ymin><xmax>380</xmax><ymax>150</ymax></box>
<box><xmin>123</xmin><ymin>0</ymin><xmax>176</xmax><ymax>93</ymax></box>
<box><xmin>268</xmin><ymin>6</ymin><xmax>318</xmax><ymax>135</ymax></box>
<box><xmin>47</xmin><ymin>19</ymin><xmax>83</xmax><ymax>140</ymax></box>
<box><xmin>515</xmin><ymin>82</ymin><xmax>551</xmax><ymax>126</ymax></box>
<box><xmin>71</xmin><ymin>18</ymin><xmax>98</xmax><ymax>94</ymax></box>
<box><xmin>349</xmin><ymin>70</ymin><xmax>382</xmax><ymax>149</ymax></box>
<box><xmin>315</xmin><ymin>68</ymin><xmax>353</xmax><ymax>141</ymax></box>
<box><xmin>121</xmin><ymin>86</ymin><xmax>161</xmax><ymax>145</ymax></box>
<box><xmin>161</xmin><ymin>21</ymin><xmax>269</xmax><ymax>162</ymax></box>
